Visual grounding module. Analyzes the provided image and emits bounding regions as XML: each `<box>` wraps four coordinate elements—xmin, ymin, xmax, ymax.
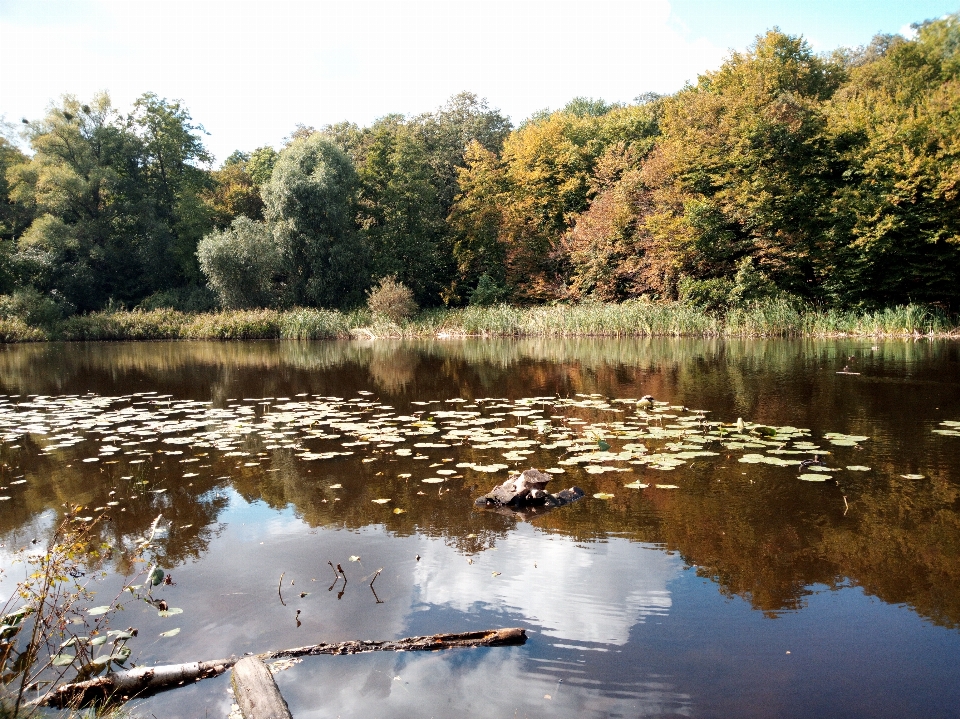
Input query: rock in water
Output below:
<box><xmin>475</xmin><ymin>468</ymin><xmax>584</xmax><ymax>513</ymax></box>
<box><xmin>488</xmin><ymin>468</ymin><xmax>552</xmax><ymax>505</ymax></box>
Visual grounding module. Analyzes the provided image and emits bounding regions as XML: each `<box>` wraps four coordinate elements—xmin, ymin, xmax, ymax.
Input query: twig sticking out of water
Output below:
<box><xmin>278</xmin><ymin>572</ymin><xmax>286</xmax><ymax>606</ymax></box>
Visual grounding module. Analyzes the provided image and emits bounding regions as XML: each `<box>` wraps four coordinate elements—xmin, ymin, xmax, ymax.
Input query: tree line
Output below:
<box><xmin>2</xmin><ymin>14</ymin><xmax>959</xmax><ymax>323</ymax></box>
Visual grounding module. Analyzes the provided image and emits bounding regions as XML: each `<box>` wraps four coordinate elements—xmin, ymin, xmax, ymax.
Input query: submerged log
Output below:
<box><xmin>37</xmin><ymin>627</ymin><xmax>526</xmax><ymax>708</ymax></box>
<box><xmin>232</xmin><ymin>657</ymin><xmax>292</xmax><ymax>719</ymax></box>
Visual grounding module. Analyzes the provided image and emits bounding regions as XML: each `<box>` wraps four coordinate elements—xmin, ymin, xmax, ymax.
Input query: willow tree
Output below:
<box><xmin>262</xmin><ymin>134</ymin><xmax>367</xmax><ymax>308</ymax></box>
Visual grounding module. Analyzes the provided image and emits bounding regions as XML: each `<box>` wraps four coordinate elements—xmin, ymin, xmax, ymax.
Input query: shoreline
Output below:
<box><xmin>2</xmin><ymin>301</ymin><xmax>959</xmax><ymax>343</ymax></box>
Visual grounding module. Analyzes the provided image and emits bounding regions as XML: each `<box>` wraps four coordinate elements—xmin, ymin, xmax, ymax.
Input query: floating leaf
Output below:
<box><xmin>901</xmin><ymin>474</ymin><xmax>925</xmax><ymax>480</ymax></box>
<box><xmin>87</xmin><ymin>606</ymin><xmax>111</xmax><ymax>616</ymax></box>
<box><xmin>158</xmin><ymin>628</ymin><xmax>180</xmax><ymax>637</ymax></box>
<box><xmin>349</xmin><ymin>556</ymin><xmax>361</xmax><ymax>562</ymax></box>
<box><xmin>393</xmin><ymin>508</ymin><xmax>406</xmax><ymax>514</ymax></box>
<box><xmin>846</xmin><ymin>466</ymin><xmax>871</xmax><ymax>471</ymax></box>
<box><xmin>593</xmin><ymin>492</ymin><xmax>615</xmax><ymax>500</ymax></box>
<box><xmin>158</xmin><ymin>607</ymin><xmax>183</xmax><ymax>617</ymax></box>
<box><xmin>52</xmin><ymin>653</ymin><xmax>76</xmax><ymax>666</ymax></box>
<box><xmin>799</xmin><ymin>474</ymin><xmax>830</xmax><ymax>481</ymax></box>
<box><xmin>372</xmin><ymin>498</ymin><xmax>391</xmax><ymax>504</ymax></box>
<box><xmin>624</xmin><ymin>481</ymin><xmax>648</xmax><ymax>489</ymax></box>
<box><xmin>655</xmin><ymin>484</ymin><xmax>679</xmax><ymax>489</ymax></box>
<box><xmin>90</xmin><ymin>635</ymin><xmax>108</xmax><ymax>646</ymax></box>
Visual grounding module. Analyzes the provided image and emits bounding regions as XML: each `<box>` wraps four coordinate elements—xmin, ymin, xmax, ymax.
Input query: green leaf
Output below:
<box><xmin>112</xmin><ymin>647</ymin><xmax>132</xmax><ymax>665</ymax></box>
<box><xmin>87</xmin><ymin>606</ymin><xmax>111</xmax><ymax>616</ymax></box>
<box><xmin>52</xmin><ymin>653</ymin><xmax>76</xmax><ymax>666</ymax></box>
<box><xmin>150</xmin><ymin>568</ymin><xmax>165</xmax><ymax>586</ymax></box>
<box><xmin>90</xmin><ymin>635</ymin><xmax>108</xmax><ymax>646</ymax></box>
<box><xmin>158</xmin><ymin>607</ymin><xmax>183</xmax><ymax>617</ymax></box>
<box><xmin>159</xmin><ymin>628</ymin><xmax>180</xmax><ymax>638</ymax></box>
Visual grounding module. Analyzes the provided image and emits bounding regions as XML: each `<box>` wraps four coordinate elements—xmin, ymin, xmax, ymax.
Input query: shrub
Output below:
<box><xmin>0</xmin><ymin>287</ymin><xmax>71</xmax><ymax>328</ymax></box>
<box><xmin>367</xmin><ymin>276</ymin><xmax>417</xmax><ymax>322</ymax></box>
<box><xmin>197</xmin><ymin>217</ymin><xmax>283</xmax><ymax>309</ymax></box>
<box><xmin>137</xmin><ymin>286</ymin><xmax>219</xmax><ymax>312</ymax></box>
<box><xmin>677</xmin><ymin>276</ymin><xmax>735</xmax><ymax>313</ymax></box>
<box><xmin>469</xmin><ymin>273</ymin><xmax>510</xmax><ymax>306</ymax></box>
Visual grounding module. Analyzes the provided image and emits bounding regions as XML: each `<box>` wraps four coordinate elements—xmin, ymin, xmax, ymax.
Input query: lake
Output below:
<box><xmin>1</xmin><ymin>338</ymin><xmax>959</xmax><ymax>718</ymax></box>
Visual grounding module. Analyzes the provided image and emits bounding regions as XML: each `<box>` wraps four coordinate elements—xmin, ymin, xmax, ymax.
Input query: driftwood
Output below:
<box><xmin>37</xmin><ymin>627</ymin><xmax>526</xmax><ymax>708</ymax></box>
<box><xmin>232</xmin><ymin>657</ymin><xmax>292</xmax><ymax>719</ymax></box>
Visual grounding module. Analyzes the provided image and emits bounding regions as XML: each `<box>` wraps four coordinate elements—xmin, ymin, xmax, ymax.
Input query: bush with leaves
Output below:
<box><xmin>468</xmin><ymin>273</ymin><xmax>510</xmax><ymax>306</ymax></box>
<box><xmin>197</xmin><ymin>217</ymin><xmax>282</xmax><ymax>309</ymax></box>
<box><xmin>366</xmin><ymin>276</ymin><xmax>417</xmax><ymax>322</ymax></box>
<box><xmin>137</xmin><ymin>286</ymin><xmax>219</xmax><ymax>313</ymax></box>
<box><xmin>0</xmin><ymin>287</ymin><xmax>72</xmax><ymax>328</ymax></box>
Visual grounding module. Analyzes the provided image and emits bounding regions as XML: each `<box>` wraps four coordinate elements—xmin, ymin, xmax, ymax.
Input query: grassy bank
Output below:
<box><xmin>1</xmin><ymin>300</ymin><xmax>958</xmax><ymax>343</ymax></box>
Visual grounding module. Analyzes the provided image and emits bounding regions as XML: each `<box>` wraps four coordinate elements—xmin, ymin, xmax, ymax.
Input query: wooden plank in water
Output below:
<box><xmin>232</xmin><ymin>657</ymin><xmax>292</xmax><ymax>719</ymax></box>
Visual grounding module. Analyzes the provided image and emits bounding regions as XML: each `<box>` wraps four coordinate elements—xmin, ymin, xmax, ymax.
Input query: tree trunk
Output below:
<box><xmin>38</xmin><ymin>627</ymin><xmax>526</xmax><ymax>708</ymax></box>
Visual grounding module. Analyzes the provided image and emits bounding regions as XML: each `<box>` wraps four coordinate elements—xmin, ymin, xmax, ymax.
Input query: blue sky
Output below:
<box><xmin>1</xmin><ymin>0</ymin><xmax>956</xmax><ymax>163</ymax></box>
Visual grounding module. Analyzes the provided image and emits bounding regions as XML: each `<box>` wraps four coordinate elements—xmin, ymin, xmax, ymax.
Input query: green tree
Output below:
<box><xmin>247</xmin><ymin>146</ymin><xmax>279</xmax><ymax>187</ymax></box>
<box><xmin>262</xmin><ymin>134</ymin><xmax>366</xmax><ymax>308</ymax></box>
<box><xmin>6</xmin><ymin>93</ymin><xmax>141</xmax><ymax>310</ymax></box>
<box><xmin>355</xmin><ymin>118</ymin><xmax>444</xmax><ymax>303</ymax></box>
<box><xmin>825</xmin><ymin>15</ymin><xmax>960</xmax><ymax>306</ymax></box>
<box><xmin>127</xmin><ymin>93</ymin><xmax>214</xmax><ymax>287</ymax></box>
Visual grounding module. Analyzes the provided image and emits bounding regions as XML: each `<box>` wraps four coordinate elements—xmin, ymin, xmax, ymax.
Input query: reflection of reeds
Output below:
<box><xmin>1</xmin><ymin>301</ymin><xmax>958</xmax><ymax>345</ymax></box>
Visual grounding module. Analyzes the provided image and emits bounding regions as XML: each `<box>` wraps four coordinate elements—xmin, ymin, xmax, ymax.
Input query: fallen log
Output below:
<box><xmin>37</xmin><ymin>627</ymin><xmax>526</xmax><ymax>708</ymax></box>
<box><xmin>232</xmin><ymin>657</ymin><xmax>292</xmax><ymax>719</ymax></box>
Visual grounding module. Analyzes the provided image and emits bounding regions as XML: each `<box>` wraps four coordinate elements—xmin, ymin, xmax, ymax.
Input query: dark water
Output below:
<box><xmin>1</xmin><ymin>338</ymin><xmax>960</xmax><ymax>718</ymax></box>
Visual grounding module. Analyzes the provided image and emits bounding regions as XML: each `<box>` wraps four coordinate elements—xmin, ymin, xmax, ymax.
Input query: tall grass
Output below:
<box><xmin>1</xmin><ymin>300</ymin><xmax>957</xmax><ymax>343</ymax></box>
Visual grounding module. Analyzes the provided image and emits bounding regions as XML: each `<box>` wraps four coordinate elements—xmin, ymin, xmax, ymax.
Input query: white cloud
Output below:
<box><xmin>0</xmin><ymin>0</ymin><xmax>726</xmax><ymax>161</ymax></box>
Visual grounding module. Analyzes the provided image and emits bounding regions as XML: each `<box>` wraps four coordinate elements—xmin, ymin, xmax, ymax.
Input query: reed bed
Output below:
<box><xmin>2</xmin><ymin>301</ymin><xmax>958</xmax><ymax>343</ymax></box>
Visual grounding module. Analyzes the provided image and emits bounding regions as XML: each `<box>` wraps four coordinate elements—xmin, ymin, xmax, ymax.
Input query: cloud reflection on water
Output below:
<box><xmin>414</xmin><ymin>524</ymin><xmax>679</xmax><ymax>645</ymax></box>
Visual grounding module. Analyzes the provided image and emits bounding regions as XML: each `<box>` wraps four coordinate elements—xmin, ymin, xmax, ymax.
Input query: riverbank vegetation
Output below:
<box><xmin>2</xmin><ymin>13</ymin><xmax>960</xmax><ymax>339</ymax></box>
<box><xmin>0</xmin><ymin>300</ymin><xmax>956</xmax><ymax>342</ymax></box>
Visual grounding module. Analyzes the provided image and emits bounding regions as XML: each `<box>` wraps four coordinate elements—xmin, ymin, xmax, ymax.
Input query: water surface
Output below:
<box><xmin>1</xmin><ymin>338</ymin><xmax>959</xmax><ymax>718</ymax></box>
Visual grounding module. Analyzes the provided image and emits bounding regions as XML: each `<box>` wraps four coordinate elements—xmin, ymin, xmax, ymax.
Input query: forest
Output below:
<box><xmin>2</xmin><ymin>15</ymin><xmax>960</xmax><ymax>330</ymax></box>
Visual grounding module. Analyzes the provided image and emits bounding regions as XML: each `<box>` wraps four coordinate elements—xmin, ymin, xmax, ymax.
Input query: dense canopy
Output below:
<box><xmin>3</xmin><ymin>15</ymin><xmax>960</xmax><ymax>321</ymax></box>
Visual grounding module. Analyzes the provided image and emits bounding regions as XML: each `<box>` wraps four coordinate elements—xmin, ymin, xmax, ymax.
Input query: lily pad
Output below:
<box><xmin>624</xmin><ymin>481</ymin><xmax>648</xmax><ymax>489</ymax></box>
<box><xmin>158</xmin><ymin>628</ymin><xmax>180</xmax><ymax>638</ymax></box>
<box><xmin>900</xmin><ymin>474</ymin><xmax>925</xmax><ymax>480</ymax></box>
<box><xmin>372</xmin><ymin>498</ymin><xmax>391</xmax><ymax>504</ymax></box>
<box><xmin>87</xmin><ymin>605</ymin><xmax>111</xmax><ymax>616</ymax></box>
<box><xmin>846</xmin><ymin>465</ymin><xmax>871</xmax><ymax>471</ymax></box>
<box><xmin>799</xmin><ymin>474</ymin><xmax>830</xmax><ymax>481</ymax></box>
<box><xmin>593</xmin><ymin>492</ymin><xmax>615</xmax><ymax>500</ymax></box>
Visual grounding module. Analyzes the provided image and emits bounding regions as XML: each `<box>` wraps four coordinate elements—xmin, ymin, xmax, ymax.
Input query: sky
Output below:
<box><xmin>1</xmin><ymin>0</ymin><xmax>957</xmax><ymax>164</ymax></box>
